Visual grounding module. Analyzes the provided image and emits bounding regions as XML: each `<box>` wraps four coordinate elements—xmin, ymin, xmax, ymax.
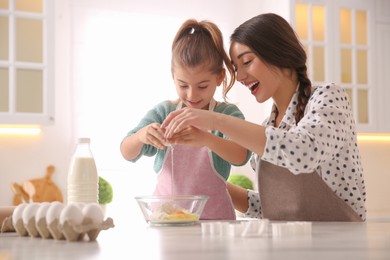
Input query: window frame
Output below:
<box><xmin>291</xmin><ymin>0</ymin><xmax>375</xmax><ymax>132</ymax></box>
<box><xmin>0</xmin><ymin>0</ymin><xmax>54</xmax><ymax>125</ymax></box>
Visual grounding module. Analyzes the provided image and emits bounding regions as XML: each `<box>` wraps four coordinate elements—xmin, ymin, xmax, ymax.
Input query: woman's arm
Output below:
<box><xmin>163</xmin><ymin>108</ymin><xmax>267</xmax><ymax>156</ymax></box>
<box><xmin>169</xmin><ymin>126</ymin><xmax>249</xmax><ymax>165</ymax></box>
<box><xmin>227</xmin><ymin>182</ymin><xmax>249</xmax><ymax>213</ymax></box>
<box><xmin>205</xmin><ymin>132</ymin><xmax>249</xmax><ymax>165</ymax></box>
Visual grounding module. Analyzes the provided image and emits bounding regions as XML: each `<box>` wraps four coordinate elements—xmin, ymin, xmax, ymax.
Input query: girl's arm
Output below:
<box><xmin>120</xmin><ymin>123</ymin><xmax>165</xmax><ymax>161</ymax></box>
<box><xmin>226</xmin><ymin>182</ymin><xmax>249</xmax><ymax>213</ymax></box>
<box><xmin>120</xmin><ymin>133</ymin><xmax>145</xmax><ymax>161</ymax></box>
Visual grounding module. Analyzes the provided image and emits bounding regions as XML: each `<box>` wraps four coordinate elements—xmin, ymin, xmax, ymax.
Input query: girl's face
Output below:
<box><xmin>173</xmin><ymin>64</ymin><xmax>224</xmax><ymax>109</ymax></box>
<box><xmin>229</xmin><ymin>41</ymin><xmax>285</xmax><ymax>103</ymax></box>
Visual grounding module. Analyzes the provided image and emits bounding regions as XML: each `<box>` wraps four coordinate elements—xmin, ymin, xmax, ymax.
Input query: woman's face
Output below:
<box><xmin>173</xmin><ymin>64</ymin><xmax>224</xmax><ymax>110</ymax></box>
<box><xmin>229</xmin><ymin>41</ymin><xmax>285</xmax><ymax>103</ymax></box>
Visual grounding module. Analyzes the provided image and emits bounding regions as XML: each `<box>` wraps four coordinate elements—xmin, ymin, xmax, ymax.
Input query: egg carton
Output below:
<box><xmin>1</xmin><ymin>202</ymin><xmax>114</xmax><ymax>242</ymax></box>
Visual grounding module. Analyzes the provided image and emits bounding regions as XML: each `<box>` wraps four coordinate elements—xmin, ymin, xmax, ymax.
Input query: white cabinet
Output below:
<box><xmin>0</xmin><ymin>0</ymin><xmax>54</xmax><ymax>125</ymax></box>
<box><xmin>293</xmin><ymin>0</ymin><xmax>376</xmax><ymax>132</ymax></box>
<box><xmin>374</xmin><ymin>0</ymin><xmax>390</xmax><ymax>132</ymax></box>
<box><xmin>261</xmin><ymin>0</ymin><xmax>389</xmax><ymax>132</ymax></box>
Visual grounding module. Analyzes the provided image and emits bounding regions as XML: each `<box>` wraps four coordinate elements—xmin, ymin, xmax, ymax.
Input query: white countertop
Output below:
<box><xmin>1</xmin><ymin>212</ymin><xmax>390</xmax><ymax>260</ymax></box>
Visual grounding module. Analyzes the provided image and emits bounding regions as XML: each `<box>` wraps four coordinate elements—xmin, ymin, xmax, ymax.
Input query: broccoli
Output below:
<box><xmin>227</xmin><ymin>174</ymin><xmax>253</xmax><ymax>190</ymax></box>
<box><xmin>99</xmin><ymin>176</ymin><xmax>113</xmax><ymax>205</ymax></box>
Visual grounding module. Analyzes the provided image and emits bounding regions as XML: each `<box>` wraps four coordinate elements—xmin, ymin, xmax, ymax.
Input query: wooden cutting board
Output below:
<box><xmin>11</xmin><ymin>165</ymin><xmax>64</xmax><ymax>205</ymax></box>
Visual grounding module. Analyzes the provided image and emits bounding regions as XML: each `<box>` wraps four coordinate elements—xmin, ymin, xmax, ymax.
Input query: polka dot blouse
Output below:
<box><xmin>245</xmin><ymin>83</ymin><xmax>367</xmax><ymax>221</ymax></box>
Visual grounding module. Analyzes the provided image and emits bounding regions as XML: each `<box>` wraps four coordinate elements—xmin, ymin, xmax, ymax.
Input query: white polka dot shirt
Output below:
<box><xmin>245</xmin><ymin>83</ymin><xmax>367</xmax><ymax>221</ymax></box>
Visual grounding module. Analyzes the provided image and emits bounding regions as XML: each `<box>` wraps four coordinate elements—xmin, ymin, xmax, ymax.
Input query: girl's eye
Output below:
<box><xmin>198</xmin><ymin>85</ymin><xmax>208</xmax><ymax>89</ymax></box>
<box><xmin>179</xmin><ymin>85</ymin><xmax>188</xmax><ymax>89</ymax></box>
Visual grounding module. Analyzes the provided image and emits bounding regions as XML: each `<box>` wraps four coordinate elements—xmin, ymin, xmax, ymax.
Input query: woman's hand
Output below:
<box><xmin>162</xmin><ymin>108</ymin><xmax>216</xmax><ymax>139</ymax></box>
<box><xmin>167</xmin><ymin>126</ymin><xmax>209</xmax><ymax>148</ymax></box>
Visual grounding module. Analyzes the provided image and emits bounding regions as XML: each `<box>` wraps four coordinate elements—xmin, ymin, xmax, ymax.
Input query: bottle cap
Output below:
<box><xmin>78</xmin><ymin>138</ymin><xmax>91</xmax><ymax>143</ymax></box>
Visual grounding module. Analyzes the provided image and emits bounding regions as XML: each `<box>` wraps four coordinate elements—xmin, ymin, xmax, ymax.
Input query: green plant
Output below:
<box><xmin>98</xmin><ymin>176</ymin><xmax>113</xmax><ymax>205</ymax></box>
<box><xmin>227</xmin><ymin>174</ymin><xmax>253</xmax><ymax>190</ymax></box>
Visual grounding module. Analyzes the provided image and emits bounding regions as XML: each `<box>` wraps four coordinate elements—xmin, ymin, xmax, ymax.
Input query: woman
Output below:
<box><xmin>162</xmin><ymin>13</ymin><xmax>366</xmax><ymax>221</ymax></box>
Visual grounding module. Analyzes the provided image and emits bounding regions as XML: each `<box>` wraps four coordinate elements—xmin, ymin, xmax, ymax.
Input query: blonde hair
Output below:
<box><xmin>171</xmin><ymin>19</ymin><xmax>235</xmax><ymax>100</ymax></box>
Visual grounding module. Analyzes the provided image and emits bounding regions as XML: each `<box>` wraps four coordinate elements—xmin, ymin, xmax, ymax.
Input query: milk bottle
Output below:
<box><xmin>67</xmin><ymin>138</ymin><xmax>99</xmax><ymax>204</ymax></box>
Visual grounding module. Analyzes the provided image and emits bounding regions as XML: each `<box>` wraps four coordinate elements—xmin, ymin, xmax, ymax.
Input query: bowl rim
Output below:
<box><xmin>134</xmin><ymin>195</ymin><xmax>209</xmax><ymax>200</ymax></box>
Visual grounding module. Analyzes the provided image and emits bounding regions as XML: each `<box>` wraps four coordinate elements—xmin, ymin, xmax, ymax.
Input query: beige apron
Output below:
<box><xmin>257</xmin><ymin>159</ymin><xmax>362</xmax><ymax>222</ymax></box>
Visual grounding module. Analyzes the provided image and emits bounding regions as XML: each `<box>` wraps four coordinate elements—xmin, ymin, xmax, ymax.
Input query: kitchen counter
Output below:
<box><xmin>1</xmin><ymin>212</ymin><xmax>390</xmax><ymax>260</ymax></box>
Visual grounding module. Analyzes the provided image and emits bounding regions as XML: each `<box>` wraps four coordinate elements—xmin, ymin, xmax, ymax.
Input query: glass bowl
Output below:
<box><xmin>134</xmin><ymin>195</ymin><xmax>209</xmax><ymax>226</ymax></box>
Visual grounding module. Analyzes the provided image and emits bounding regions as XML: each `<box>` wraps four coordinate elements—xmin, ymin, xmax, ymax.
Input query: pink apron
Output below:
<box><xmin>258</xmin><ymin>159</ymin><xmax>362</xmax><ymax>221</ymax></box>
<box><xmin>153</xmin><ymin>100</ymin><xmax>236</xmax><ymax>220</ymax></box>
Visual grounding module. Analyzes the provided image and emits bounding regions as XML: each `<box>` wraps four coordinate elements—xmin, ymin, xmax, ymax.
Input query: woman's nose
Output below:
<box><xmin>235</xmin><ymin>68</ymin><xmax>246</xmax><ymax>83</ymax></box>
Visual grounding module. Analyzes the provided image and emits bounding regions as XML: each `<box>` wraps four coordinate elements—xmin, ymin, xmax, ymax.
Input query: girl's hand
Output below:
<box><xmin>138</xmin><ymin>123</ymin><xmax>166</xmax><ymax>150</ymax></box>
<box><xmin>162</xmin><ymin>108</ymin><xmax>216</xmax><ymax>139</ymax></box>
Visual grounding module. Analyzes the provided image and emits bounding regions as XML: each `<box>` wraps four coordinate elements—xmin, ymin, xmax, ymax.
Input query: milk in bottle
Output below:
<box><xmin>67</xmin><ymin>138</ymin><xmax>99</xmax><ymax>204</ymax></box>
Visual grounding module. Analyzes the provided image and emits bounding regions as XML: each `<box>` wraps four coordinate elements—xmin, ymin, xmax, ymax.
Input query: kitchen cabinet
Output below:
<box><xmin>374</xmin><ymin>0</ymin><xmax>390</xmax><ymax>132</ymax></box>
<box><xmin>0</xmin><ymin>0</ymin><xmax>54</xmax><ymax>125</ymax></box>
<box><xmin>293</xmin><ymin>0</ymin><xmax>376</xmax><ymax>132</ymax></box>
<box><xmin>262</xmin><ymin>0</ymin><xmax>389</xmax><ymax>132</ymax></box>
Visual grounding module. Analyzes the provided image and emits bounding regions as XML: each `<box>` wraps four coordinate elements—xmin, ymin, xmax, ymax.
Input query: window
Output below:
<box><xmin>294</xmin><ymin>0</ymin><xmax>374</xmax><ymax>131</ymax></box>
<box><xmin>0</xmin><ymin>0</ymin><xmax>54</xmax><ymax>125</ymax></box>
<box><xmin>339</xmin><ymin>8</ymin><xmax>370</xmax><ymax>125</ymax></box>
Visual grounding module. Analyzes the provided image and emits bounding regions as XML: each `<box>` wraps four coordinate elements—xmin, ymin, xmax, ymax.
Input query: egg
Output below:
<box><xmin>12</xmin><ymin>203</ymin><xmax>28</xmax><ymax>236</ymax></box>
<box><xmin>46</xmin><ymin>201</ymin><xmax>65</xmax><ymax>224</ymax></box>
<box><xmin>59</xmin><ymin>204</ymin><xmax>83</xmax><ymax>226</ymax></box>
<box><xmin>82</xmin><ymin>203</ymin><xmax>104</xmax><ymax>225</ymax></box>
<box><xmin>35</xmin><ymin>202</ymin><xmax>51</xmax><ymax>222</ymax></box>
<box><xmin>59</xmin><ymin>204</ymin><xmax>86</xmax><ymax>241</ymax></box>
<box><xmin>46</xmin><ymin>202</ymin><xmax>65</xmax><ymax>240</ymax></box>
<box><xmin>73</xmin><ymin>202</ymin><xmax>86</xmax><ymax>210</ymax></box>
<box><xmin>12</xmin><ymin>203</ymin><xmax>28</xmax><ymax>227</ymax></box>
<box><xmin>22</xmin><ymin>203</ymin><xmax>41</xmax><ymax>225</ymax></box>
<box><xmin>22</xmin><ymin>203</ymin><xmax>41</xmax><ymax>237</ymax></box>
<box><xmin>35</xmin><ymin>202</ymin><xmax>52</xmax><ymax>239</ymax></box>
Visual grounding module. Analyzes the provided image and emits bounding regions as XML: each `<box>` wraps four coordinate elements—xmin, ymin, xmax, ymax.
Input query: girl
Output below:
<box><xmin>162</xmin><ymin>13</ymin><xmax>367</xmax><ymax>222</ymax></box>
<box><xmin>120</xmin><ymin>19</ymin><xmax>251</xmax><ymax>220</ymax></box>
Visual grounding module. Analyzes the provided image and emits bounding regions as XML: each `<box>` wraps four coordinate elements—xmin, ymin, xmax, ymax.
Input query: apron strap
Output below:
<box><xmin>257</xmin><ymin>159</ymin><xmax>362</xmax><ymax>222</ymax></box>
<box><xmin>176</xmin><ymin>99</ymin><xmax>217</xmax><ymax>111</ymax></box>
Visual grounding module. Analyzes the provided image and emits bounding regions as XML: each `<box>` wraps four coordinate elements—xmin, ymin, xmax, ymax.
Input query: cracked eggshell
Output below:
<box><xmin>60</xmin><ymin>204</ymin><xmax>83</xmax><ymax>226</ymax></box>
<box><xmin>82</xmin><ymin>203</ymin><xmax>104</xmax><ymax>225</ymax></box>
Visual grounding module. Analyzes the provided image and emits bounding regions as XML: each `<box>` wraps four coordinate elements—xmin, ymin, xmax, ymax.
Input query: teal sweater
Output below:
<box><xmin>125</xmin><ymin>100</ymin><xmax>251</xmax><ymax>180</ymax></box>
